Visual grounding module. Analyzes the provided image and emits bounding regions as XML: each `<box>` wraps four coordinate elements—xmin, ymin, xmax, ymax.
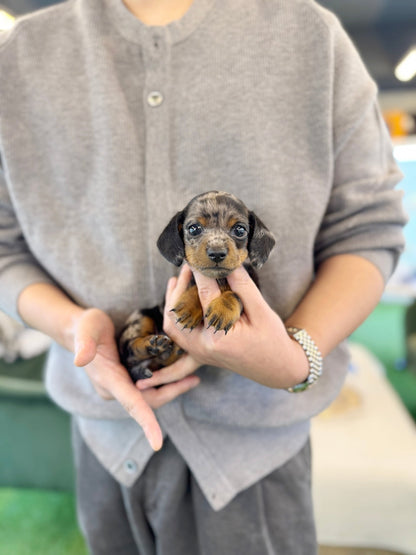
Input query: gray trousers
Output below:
<box><xmin>72</xmin><ymin>422</ymin><xmax>317</xmax><ymax>555</ymax></box>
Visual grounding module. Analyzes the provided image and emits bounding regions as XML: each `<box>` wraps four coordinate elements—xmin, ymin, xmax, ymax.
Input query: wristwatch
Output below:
<box><xmin>286</xmin><ymin>327</ymin><xmax>323</xmax><ymax>393</ymax></box>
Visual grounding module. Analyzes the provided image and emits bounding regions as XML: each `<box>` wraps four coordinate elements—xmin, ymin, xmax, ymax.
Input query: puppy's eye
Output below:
<box><xmin>232</xmin><ymin>224</ymin><xmax>248</xmax><ymax>239</ymax></box>
<box><xmin>187</xmin><ymin>223</ymin><xmax>203</xmax><ymax>236</ymax></box>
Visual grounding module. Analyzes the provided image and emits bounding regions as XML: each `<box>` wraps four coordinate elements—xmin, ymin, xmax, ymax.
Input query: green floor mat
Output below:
<box><xmin>0</xmin><ymin>488</ymin><xmax>87</xmax><ymax>555</ymax></box>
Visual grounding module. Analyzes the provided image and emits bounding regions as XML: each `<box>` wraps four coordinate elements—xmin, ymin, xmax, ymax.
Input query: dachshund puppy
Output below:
<box><xmin>118</xmin><ymin>191</ymin><xmax>275</xmax><ymax>382</ymax></box>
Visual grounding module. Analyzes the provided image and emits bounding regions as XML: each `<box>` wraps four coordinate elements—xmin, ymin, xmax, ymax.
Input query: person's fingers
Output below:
<box><xmin>226</xmin><ymin>266</ymin><xmax>268</xmax><ymax>322</ymax></box>
<box><xmin>109</xmin><ymin>377</ymin><xmax>164</xmax><ymax>451</ymax></box>
<box><xmin>165</xmin><ymin>264</ymin><xmax>193</xmax><ymax>310</ymax></box>
<box><xmin>141</xmin><ymin>374</ymin><xmax>200</xmax><ymax>408</ymax></box>
<box><xmin>72</xmin><ymin>309</ymin><xmax>164</xmax><ymax>451</ymax></box>
<box><xmin>192</xmin><ymin>270</ymin><xmax>221</xmax><ymax>314</ymax></box>
<box><xmin>164</xmin><ymin>265</ymin><xmax>197</xmax><ymax>339</ymax></box>
<box><xmin>135</xmin><ymin>355</ymin><xmax>200</xmax><ymax>390</ymax></box>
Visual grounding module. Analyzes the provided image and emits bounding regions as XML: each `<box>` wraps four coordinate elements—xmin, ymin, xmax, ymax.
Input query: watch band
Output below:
<box><xmin>286</xmin><ymin>327</ymin><xmax>323</xmax><ymax>393</ymax></box>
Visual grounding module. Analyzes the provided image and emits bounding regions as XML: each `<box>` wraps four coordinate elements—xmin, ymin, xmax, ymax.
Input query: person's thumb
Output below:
<box><xmin>72</xmin><ymin>308</ymin><xmax>111</xmax><ymax>366</ymax></box>
<box><xmin>73</xmin><ymin>335</ymin><xmax>98</xmax><ymax>367</ymax></box>
<box><xmin>226</xmin><ymin>266</ymin><xmax>268</xmax><ymax>322</ymax></box>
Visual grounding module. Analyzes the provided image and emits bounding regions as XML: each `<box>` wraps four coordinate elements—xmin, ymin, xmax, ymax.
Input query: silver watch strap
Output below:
<box><xmin>286</xmin><ymin>327</ymin><xmax>323</xmax><ymax>393</ymax></box>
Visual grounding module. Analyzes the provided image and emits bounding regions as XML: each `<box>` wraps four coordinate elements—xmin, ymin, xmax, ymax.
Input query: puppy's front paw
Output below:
<box><xmin>171</xmin><ymin>285</ymin><xmax>203</xmax><ymax>330</ymax></box>
<box><xmin>205</xmin><ymin>291</ymin><xmax>243</xmax><ymax>334</ymax></box>
<box><xmin>172</xmin><ymin>304</ymin><xmax>204</xmax><ymax>330</ymax></box>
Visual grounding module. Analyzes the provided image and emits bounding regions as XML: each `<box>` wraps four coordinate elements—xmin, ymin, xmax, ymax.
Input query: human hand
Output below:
<box><xmin>163</xmin><ymin>265</ymin><xmax>309</xmax><ymax>389</ymax></box>
<box><xmin>72</xmin><ymin>308</ymin><xmax>200</xmax><ymax>451</ymax></box>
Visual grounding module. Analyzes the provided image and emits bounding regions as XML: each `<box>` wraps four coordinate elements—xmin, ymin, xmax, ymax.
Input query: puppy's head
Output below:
<box><xmin>157</xmin><ymin>191</ymin><xmax>275</xmax><ymax>278</ymax></box>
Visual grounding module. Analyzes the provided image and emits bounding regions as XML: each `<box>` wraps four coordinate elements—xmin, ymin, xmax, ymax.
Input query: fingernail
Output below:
<box><xmin>151</xmin><ymin>436</ymin><xmax>163</xmax><ymax>452</ymax></box>
<box><xmin>144</xmin><ymin>426</ymin><xmax>163</xmax><ymax>452</ymax></box>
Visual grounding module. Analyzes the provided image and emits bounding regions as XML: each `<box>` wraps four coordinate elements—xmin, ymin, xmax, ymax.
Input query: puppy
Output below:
<box><xmin>118</xmin><ymin>191</ymin><xmax>275</xmax><ymax>382</ymax></box>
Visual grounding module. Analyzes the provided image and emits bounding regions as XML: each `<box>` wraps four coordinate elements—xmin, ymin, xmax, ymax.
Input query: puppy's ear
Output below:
<box><xmin>157</xmin><ymin>211</ymin><xmax>185</xmax><ymax>266</ymax></box>
<box><xmin>248</xmin><ymin>212</ymin><xmax>276</xmax><ymax>268</ymax></box>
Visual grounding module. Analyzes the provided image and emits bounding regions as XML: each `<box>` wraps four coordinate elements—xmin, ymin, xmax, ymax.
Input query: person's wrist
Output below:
<box><xmin>287</xmin><ymin>335</ymin><xmax>310</xmax><ymax>386</ymax></box>
<box><xmin>285</xmin><ymin>327</ymin><xmax>323</xmax><ymax>393</ymax></box>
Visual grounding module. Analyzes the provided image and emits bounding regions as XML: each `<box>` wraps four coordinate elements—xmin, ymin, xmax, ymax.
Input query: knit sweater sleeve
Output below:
<box><xmin>0</xmin><ymin>157</ymin><xmax>55</xmax><ymax>322</ymax></box>
<box><xmin>314</xmin><ymin>14</ymin><xmax>407</xmax><ymax>283</ymax></box>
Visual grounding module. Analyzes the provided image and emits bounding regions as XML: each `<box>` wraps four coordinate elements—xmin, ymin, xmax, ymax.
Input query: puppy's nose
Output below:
<box><xmin>207</xmin><ymin>247</ymin><xmax>228</xmax><ymax>264</ymax></box>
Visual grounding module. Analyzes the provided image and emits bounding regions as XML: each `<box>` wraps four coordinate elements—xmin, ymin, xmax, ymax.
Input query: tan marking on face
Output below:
<box><xmin>185</xmin><ymin>239</ymin><xmax>248</xmax><ymax>277</ymax></box>
<box><xmin>197</xmin><ymin>216</ymin><xmax>209</xmax><ymax>228</ymax></box>
<box><xmin>227</xmin><ymin>216</ymin><xmax>240</xmax><ymax>228</ymax></box>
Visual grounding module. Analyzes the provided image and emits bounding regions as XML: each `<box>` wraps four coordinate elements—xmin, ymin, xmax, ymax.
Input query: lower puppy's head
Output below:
<box><xmin>157</xmin><ymin>191</ymin><xmax>275</xmax><ymax>278</ymax></box>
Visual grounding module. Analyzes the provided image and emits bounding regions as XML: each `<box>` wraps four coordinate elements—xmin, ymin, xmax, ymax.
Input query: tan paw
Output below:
<box><xmin>205</xmin><ymin>291</ymin><xmax>243</xmax><ymax>334</ymax></box>
<box><xmin>171</xmin><ymin>284</ymin><xmax>203</xmax><ymax>330</ymax></box>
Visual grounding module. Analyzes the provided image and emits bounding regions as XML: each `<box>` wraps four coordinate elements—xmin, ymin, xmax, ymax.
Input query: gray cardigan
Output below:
<box><xmin>0</xmin><ymin>0</ymin><xmax>406</xmax><ymax>510</ymax></box>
